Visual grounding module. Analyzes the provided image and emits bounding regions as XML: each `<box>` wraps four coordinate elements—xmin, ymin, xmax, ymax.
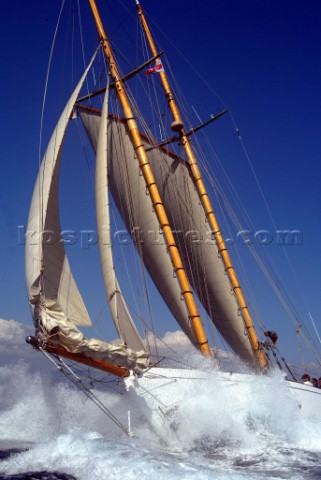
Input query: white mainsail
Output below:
<box><xmin>80</xmin><ymin>110</ymin><xmax>255</xmax><ymax>364</ymax></box>
<box><xmin>147</xmin><ymin>142</ymin><xmax>256</xmax><ymax>364</ymax></box>
<box><xmin>95</xmin><ymin>86</ymin><xmax>147</xmax><ymax>353</ymax></box>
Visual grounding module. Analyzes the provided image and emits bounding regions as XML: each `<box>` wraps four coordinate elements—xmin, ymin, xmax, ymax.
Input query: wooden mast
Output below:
<box><xmin>136</xmin><ymin>0</ymin><xmax>267</xmax><ymax>370</ymax></box>
<box><xmin>88</xmin><ymin>0</ymin><xmax>211</xmax><ymax>357</ymax></box>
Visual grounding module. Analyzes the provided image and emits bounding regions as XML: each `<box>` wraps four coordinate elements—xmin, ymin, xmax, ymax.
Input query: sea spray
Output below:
<box><xmin>1</xmin><ymin>363</ymin><xmax>321</xmax><ymax>479</ymax></box>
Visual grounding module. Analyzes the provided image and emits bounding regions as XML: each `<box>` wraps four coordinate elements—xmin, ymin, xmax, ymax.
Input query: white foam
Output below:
<box><xmin>1</xmin><ymin>363</ymin><xmax>321</xmax><ymax>479</ymax></box>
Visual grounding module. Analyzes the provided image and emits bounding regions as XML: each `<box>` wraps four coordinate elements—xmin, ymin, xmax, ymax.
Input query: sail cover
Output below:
<box><xmin>25</xmin><ymin>57</ymin><xmax>149</xmax><ymax>373</ymax></box>
<box><xmin>80</xmin><ymin>109</ymin><xmax>256</xmax><ymax>365</ymax></box>
<box><xmin>95</xmin><ymin>87</ymin><xmax>147</xmax><ymax>353</ymax></box>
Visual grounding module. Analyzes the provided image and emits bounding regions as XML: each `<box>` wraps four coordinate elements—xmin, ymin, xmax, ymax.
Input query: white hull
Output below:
<box><xmin>287</xmin><ymin>380</ymin><xmax>321</xmax><ymax>415</ymax></box>
<box><xmin>125</xmin><ymin>367</ymin><xmax>321</xmax><ymax>429</ymax></box>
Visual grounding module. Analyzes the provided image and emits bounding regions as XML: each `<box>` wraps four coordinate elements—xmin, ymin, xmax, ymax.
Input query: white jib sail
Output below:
<box><xmin>95</xmin><ymin>85</ymin><xmax>147</xmax><ymax>353</ymax></box>
<box><xmin>25</xmin><ymin>54</ymin><xmax>98</xmax><ymax>329</ymax></box>
<box><xmin>26</xmin><ymin>53</ymin><xmax>149</xmax><ymax>373</ymax></box>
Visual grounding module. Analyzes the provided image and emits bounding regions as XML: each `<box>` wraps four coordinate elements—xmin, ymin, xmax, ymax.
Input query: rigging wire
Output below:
<box><xmin>120</xmin><ymin>0</ymin><xmax>321</xmax><ymax>368</ymax></box>
<box><xmin>296</xmin><ymin>325</ymin><xmax>308</xmax><ymax>371</ymax></box>
<box><xmin>110</xmin><ymin>29</ymin><xmax>240</xmax><ymax>359</ymax></box>
<box><xmin>230</xmin><ymin>112</ymin><xmax>319</xmax><ymax>335</ymax></box>
<box><xmin>66</xmin><ymin>0</ymin><xmax>318</xmax><ymax>368</ymax></box>
<box><xmin>39</xmin><ymin>0</ymin><xmax>66</xmax><ymax>168</ymax></box>
<box><xmin>151</xmin><ymin>57</ymin><xmax>253</xmax><ymax>367</ymax></box>
<box><xmin>40</xmin><ymin>349</ymin><xmax>132</xmax><ymax>436</ymax></box>
<box><xmin>182</xmin><ymin>103</ymin><xmax>321</xmax><ymax>365</ymax></box>
<box><xmin>123</xmin><ymin>85</ymin><xmax>208</xmax><ymax>347</ymax></box>
<box><xmin>110</xmin><ymin>92</ymin><xmax>158</xmax><ymax>352</ymax></box>
<box><xmin>309</xmin><ymin>312</ymin><xmax>321</xmax><ymax>346</ymax></box>
<box><xmin>38</xmin><ymin>0</ymin><xmax>66</xmax><ymax>290</ymax></box>
<box><xmin>77</xmin><ymin>0</ymin><xmax>91</xmax><ymax>98</ymax></box>
<box><xmin>38</xmin><ymin>0</ymin><xmax>84</xmax><ymax>322</ymax></box>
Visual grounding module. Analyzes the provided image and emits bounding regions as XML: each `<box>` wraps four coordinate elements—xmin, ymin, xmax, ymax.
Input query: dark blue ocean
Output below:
<box><xmin>0</xmin><ymin>449</ymin><xmax>76</xmax><ymax>480</ymax></box>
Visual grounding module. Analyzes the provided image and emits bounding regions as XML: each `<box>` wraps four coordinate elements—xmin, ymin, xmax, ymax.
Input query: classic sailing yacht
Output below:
<box><xmin>25</xmin><ymin>0</ymin><xmax>321</xmax><ymax>434</ymax></box>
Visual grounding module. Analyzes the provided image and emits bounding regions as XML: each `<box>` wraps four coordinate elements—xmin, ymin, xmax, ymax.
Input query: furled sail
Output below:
<box><xmin>80</xmin><ymin>110</ymin><xmax>255</xmax><ymax>364</ymax></box>
<box><xmin>25</xmin><ymin>56</ymin><xmax>149</xmax><ymax>374</ymax></box>
<box><xmin>95</xmin><ymin>87</ymin><xmax>147</xmax><ymax>353</ymax></box>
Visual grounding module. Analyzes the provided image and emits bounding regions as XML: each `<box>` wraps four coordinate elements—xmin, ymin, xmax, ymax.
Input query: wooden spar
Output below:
<box><xmin>145</xmin><ymin>110</ymin><xmax>229</xmax><ymax>152</ymax></box>
<box><xmin>44</xmin><ymin>345</ymin><xmax>130</xmax><ymax>377</ymax></box>
<box><xmin>26</xmin><ymin>336</ymin><xmax>130</xmax><ymax>377</ymax></box>
<box><xmin>136</xmin><ymin>1</ymin><xmax>268</xmax><ymax>370</ymax></box>
<box><xmin>76</xmin><ymin>52</ymin><xmax>164</xmax><ymax>104</ymax></box>
<box><xmin>88</xmin><ymin>0</ymin><xmax>211</xmax><ymax>357</ymax></box>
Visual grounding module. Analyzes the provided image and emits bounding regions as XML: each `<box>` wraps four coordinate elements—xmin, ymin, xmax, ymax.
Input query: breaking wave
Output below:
<box><xmin>1</xmin><ymin>362</ymin><xmax>321</xmax><ymax>479</ymax></box>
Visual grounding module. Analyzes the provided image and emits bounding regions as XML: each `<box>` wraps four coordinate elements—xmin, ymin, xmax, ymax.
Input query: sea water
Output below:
<box><xmin>0</xmin><ymin>362</ymin><xmax>321</xmax><ymax>480</ymax></box>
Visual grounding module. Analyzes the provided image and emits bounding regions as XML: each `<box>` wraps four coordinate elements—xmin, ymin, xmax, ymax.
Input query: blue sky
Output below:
<box><xmin>1</xmin><ymin>0</ymin><xmax>321</xmax><ymax>367</ymax></box>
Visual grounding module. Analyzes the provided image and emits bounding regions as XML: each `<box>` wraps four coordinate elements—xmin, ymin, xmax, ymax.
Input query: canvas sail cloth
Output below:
<box><xmin>80</xmin><ymin>108</ymin><xmax>198</xmax><ymax>347</ymax></box>
<box><xmin>25</xmin><ymin>59</ymin><xmax>149</xmax><ymax>373</ymax></box>
<box><xmin>79</xmin><ymin>110</ymin><xmax>256</xmax><ymax>365</ymax></box>
<box><xmin>95</xmin><ymin>86</ymin><xmax>147</xmax><ymax>353</ymax></box>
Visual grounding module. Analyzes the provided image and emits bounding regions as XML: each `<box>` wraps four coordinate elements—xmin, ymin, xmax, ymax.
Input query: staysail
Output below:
<box><xmin>25</xmin><ymin>56</ymin><xmax>149</xmax><ymax>373</ymax></box>
<box><xmin>80</xmin><ymin>107</ymin><xmax>198</xmax><ymax>347</ymax></box>
<box><xmin>80</xmin><ymin>110</ymin><xmax>255</xmax><ymax>364</ymax></box>
<box><xmin>95</xmin><ymin>86</ymin><xmax>147</xmax><ymax>353</ymax></box>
